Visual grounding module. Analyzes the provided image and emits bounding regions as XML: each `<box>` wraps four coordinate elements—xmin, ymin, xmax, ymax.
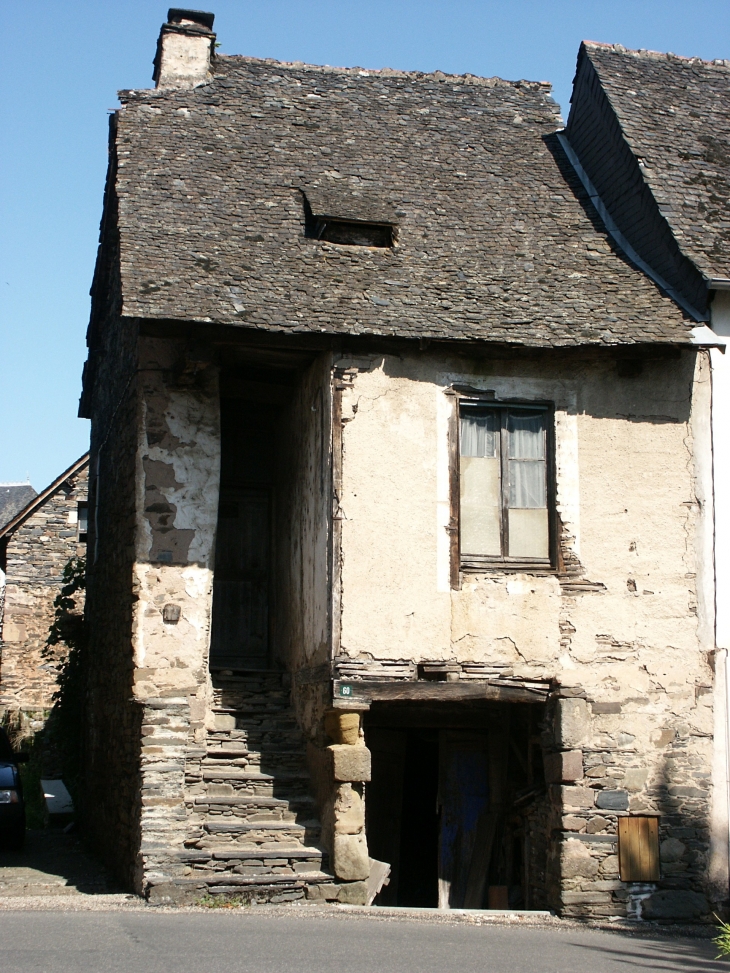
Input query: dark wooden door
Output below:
<box><xmin>210</xmin><ymin>489</ymin><xmax>270</xmax><ymax>669</ymax></box>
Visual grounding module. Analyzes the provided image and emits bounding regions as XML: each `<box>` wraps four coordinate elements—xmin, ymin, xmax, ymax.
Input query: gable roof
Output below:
<box><xmin>0</xmin><ymin>484</ymin><xmax>37</xmax><ymax>532</ymax></box>
<box><xmin>576</xmin><ymin>42</ymin><xmax>730</xmax><ymax>286</ymax></box>
<box><xmin>97</xmin><ymin>54</ymin><xmax>694</xmax><ymax>349</ymax></box>
<box><xmin>0</xmin><ymin>454</ymin><xmax>89</xmax><ymax>541</ymax></box>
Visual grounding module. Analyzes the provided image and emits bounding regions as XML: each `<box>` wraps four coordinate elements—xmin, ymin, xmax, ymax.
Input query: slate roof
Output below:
<box><xmin>581</xmin><ymin>43</ymin><xmax>730</xmax><ymax>282</ymax></box>
<box><xmin>108</xmin><ymin>54</ymin><xmax>694</xmax><ymax>347</ymax></box>
<box><xmin>0</xmin><ymin>485</ymin><xmax>37</xmax><ymax>533</ymax></box>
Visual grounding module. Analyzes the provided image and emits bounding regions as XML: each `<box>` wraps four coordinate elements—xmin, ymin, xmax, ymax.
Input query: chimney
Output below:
<box><xmin>153</xmin><ymin>9</ymin><xmax>216</xmax><ymax>89</ymax></box>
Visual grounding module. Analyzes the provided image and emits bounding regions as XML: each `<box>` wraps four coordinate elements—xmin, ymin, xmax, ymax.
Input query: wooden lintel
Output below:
<box><xmin>332</xmin><ymin>679</ymin><xmax>548</xmax><ymax>708</ymax></box>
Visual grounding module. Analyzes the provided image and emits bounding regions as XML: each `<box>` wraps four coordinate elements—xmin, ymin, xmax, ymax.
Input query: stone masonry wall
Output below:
<box><xmin>83</xmin><ymin>291</ymin><xmax>142</xmax><ymax>886</ymax></box>
<box><xmin>0</xmin><ymin>462</ymin><xmax>88</xmax><ymax>729</ymax></box>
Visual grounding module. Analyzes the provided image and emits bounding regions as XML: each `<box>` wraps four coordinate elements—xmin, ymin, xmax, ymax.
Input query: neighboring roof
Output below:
<box><xmin>103</xmin><ymin>54</ymin><xmax>693</xmax><ymax>348</ymax></box>
<box><xmin>579</xmin><ymin>42</ymin><xmax>730</xmax><ymax>283</ymax></box>
<box><xmin>0</xmin><ymin>484</ymin><xmax>37</xmax><ymax>532</ymax></box>
<box><xmin>0</xmin><ymin>455</ymin><xmax>89</xmax><ymax>540</ymax></box>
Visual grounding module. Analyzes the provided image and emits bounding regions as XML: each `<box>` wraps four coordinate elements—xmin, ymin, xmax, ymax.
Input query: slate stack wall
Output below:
<box><xmin>0</xmin><ymin>465</ymin><xmax>88</xmax><ymax>731</ymax></box>
<box><xmin>82</xmin><ymin>304</ymin><xmax>142</xmax><ymax>888</ymax></box>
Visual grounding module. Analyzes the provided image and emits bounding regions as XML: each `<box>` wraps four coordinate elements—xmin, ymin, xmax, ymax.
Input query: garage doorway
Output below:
<box><xmin>365</xmin><ymin>700</ymin><xmax>547</xmax><ymax>909</ymax></box>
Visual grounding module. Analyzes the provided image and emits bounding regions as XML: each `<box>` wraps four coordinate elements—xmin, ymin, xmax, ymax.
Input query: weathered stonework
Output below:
<box><xmin>0</xmin><ymin>457</ymin><xmax>89</xmax><ymax>732</ymax></box>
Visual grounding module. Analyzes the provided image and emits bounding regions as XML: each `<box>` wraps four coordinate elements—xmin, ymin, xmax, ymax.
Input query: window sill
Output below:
<box><xmin>460</xmin><ymin>558</ymin><xmax>555</xmax><ymax>575</ymax></box>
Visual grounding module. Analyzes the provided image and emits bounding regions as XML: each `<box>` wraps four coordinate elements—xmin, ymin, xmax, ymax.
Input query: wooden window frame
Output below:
<box><xmin>77</xmin><ymin>501</ymin><xmax>89</xmax><ymax>544</ymax></box>
<box><xmin>448</xmin><ymin>392</ymin><xmax>557</xmax><ymax>586</ymax></box>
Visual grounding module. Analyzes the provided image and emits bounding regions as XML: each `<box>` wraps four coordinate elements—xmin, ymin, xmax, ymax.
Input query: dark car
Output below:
<box><xmin>0</xmin><ymin>726</ymin><xmax>27</xmax><ymax>850</ymax></box>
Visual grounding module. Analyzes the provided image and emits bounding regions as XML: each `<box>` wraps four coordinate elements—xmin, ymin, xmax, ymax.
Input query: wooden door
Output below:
<box><xmin>210</xmin><ymin>489</ymin><xmax>270</xmax><ymax>669</ymax></box>
<box><xmin>438</xmin><ymin>730</ymin><xmax>490</xmax><ymax>909</ymax></box>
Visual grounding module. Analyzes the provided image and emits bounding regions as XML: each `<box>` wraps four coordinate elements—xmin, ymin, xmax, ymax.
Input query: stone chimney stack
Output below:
<box><xmin>153</xmin><ymin>8</ymin><xmax>216</xmax><ymax>89</ymax></box>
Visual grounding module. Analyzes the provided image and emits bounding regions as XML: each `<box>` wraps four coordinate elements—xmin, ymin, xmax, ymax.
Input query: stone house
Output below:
<box><xmin>78</xmin><ymin>10</ymin><xmax>729</xmax><ymax>917</ymax></box>
<box><xmin>0</xmin><ymin>454</ymin><xmax>89</xmax><ymax>734</ymax></box>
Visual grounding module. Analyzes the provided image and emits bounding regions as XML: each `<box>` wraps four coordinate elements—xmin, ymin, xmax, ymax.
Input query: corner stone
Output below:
<box><xmin>329</xmin><ymin>744</ymin><xmax>371</xmax><ymax>782</ymax></box>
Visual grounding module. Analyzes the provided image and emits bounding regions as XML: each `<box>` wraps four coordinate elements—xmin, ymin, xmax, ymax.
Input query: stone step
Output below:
<box><xmin>182</xmin><ymin>845</ymin><xmax>324</xmax><ymax>861</ymax></box>
<box><xmin>198</xmin><ymin>758</ymin><xmax>307</xmax><ymax>774</ymax></box>
<box><xmin>147</xmin><ymin>867</ymin><xmax>335</xmax><ymax>905</ymax></box>
<box><xmin>209</xmin><ymin>724</ymin><xmax>304</xmax><ymax>740</ymax></box>
<box><xmin>193</xmin><ymin>794</ymin><xmax>314</xmax><ymax>809</ymax></box>
<box><xmin>204</xmin><ymin>745</ymin><xmax>306</xmax><ymax>757</ymax></box>
<box><xmin>203</xmin><ymin>819</ymin><xmax>319</xmax><ymax>836</ymax></box>
<box><xmin>212</xmin><ymin>702</ymin><xmax>292</xmax><ymax>716</ymax></box>
<box><xmin>199</xmin><ymin>768</ymin><xmax>309</xmax><ymax>782</ymax></box>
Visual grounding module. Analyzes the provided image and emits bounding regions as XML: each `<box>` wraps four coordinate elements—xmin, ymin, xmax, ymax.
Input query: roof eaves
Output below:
<box><xmin>556</xmin><ymin>132</ymin><xmax>707</xmax><ymax>324</ymax></box>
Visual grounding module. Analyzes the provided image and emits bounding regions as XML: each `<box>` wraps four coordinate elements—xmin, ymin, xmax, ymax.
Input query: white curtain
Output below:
<box><xmin>507</xmin><ymin>412</ymin><xmax>546</xmax><ymax>509</ymax></box>
<box><xmin>460</xmin><ymin>410</ymin><xmax>498</xmax><ymax>458</ymax></box>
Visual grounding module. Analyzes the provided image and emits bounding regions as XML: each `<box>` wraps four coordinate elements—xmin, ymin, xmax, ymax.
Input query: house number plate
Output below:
<box><xmin>339</xmin><ymin>684</ymin><xmax>353</xmax><ymax>697</ymax></box>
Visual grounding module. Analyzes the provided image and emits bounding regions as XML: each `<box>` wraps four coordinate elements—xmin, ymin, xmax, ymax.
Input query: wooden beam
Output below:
<box><xmin>333</xmin><ymin>679</ymin><xmax>549</xmax><ymax>708</ymax></box>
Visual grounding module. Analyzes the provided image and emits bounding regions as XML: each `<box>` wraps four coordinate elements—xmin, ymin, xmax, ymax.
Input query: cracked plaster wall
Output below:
<box><xmin>337</xmin><ymin>348</ymin><xmax>721</xmax><ymax>914</ymax></box>
<box><xmin>338</xmin><ymin>349</ymin><xmax>709</xmax><ymax>675</ymax></box>
<box><xmin>132</xmin><ymin>338</ymin><xmax>221</xmax><ymax>703</ymax></box>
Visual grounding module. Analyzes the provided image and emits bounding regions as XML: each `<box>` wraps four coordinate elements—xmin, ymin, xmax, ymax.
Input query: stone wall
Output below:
<box><xmin>0</xmin><ymin>461</ymin><xmax>88</xmax><ymax>731</ymax></box>
<box><xmin>82</xmin><ymin>217</ymin><xmax>143</xmax><ymax>886</ymax></box>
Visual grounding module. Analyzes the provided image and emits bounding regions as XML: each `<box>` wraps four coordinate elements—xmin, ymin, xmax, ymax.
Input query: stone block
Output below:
<box><xmin>561</xmin><ymin>890</ymin><xmax>612</xmax><ymax>904</ymax></box>
<box><xmin>146</xmin><ymin>882</ymin><xmax>202</xmax><ymax>906</ymax></box>
<box><xmin>599</xmin><ymin>854</ymin><xmax>619</xmax><ymax>876</ymax></box>
<box><xmin>336</xmin><ymin>880</ymin><xmax>369</xmax><ymax>904</ymax></box>
<box><xmin>334</xmin><ymin>783</ymin><xmax>365</xmax><ymax>834</ymax></box>
<box><xmin>561</xmin><ymin>839</ymin><xmax>600</xmax><ymax>880</ymax></box>
<box><xmin>555</xmin><ymin>697</ymin><xmax>591</xmax><ymax>749</ymax></box>
<box><xmin>214</xmin><ymin>713</ymin><xmax>235</xmax><ymax>731</ymax></box>
<box><xmin>595</xmin><ymin>789</ymin><xmax>629</xmax><ymax>811</ymax></box>
<box><xmin>641</xmin><ymin>890</ymin><xmax>709</xmax><ymax>920</ymax></box>
<box><xmin>329</xmin><ymin>744</ymin><xmax>371</xmax><ymax>782</ymax></box>
<box><xmin>660</xmin><ymin>837</ymin><xmax>686</xmax><ymax>862</ymax></box>
<box><xmin>562</xmin><ymin>815</ymin><xmax>586</xmax><ymax>832</ymax></box>
<box><xmin>545</xmin><ymin>750</ymin><xmax>584</xmax><ymax>783</ymax></box>
<box><xmin>586</xmin><ymin>816</ymin><xmax>610</xmax><ymax>834</ymax></box>
<box><xmin>305</xmin><ymin>883</ymin><xmax>340</xmax><ymax>901</ymax></box>
<box><xmin>325</xmin><ymin>711</ymin><xmax>360</xmax><ymax>745</ymax></box>
<box><xmin>333</xmin><ymin>832</ymin><xmax>370</xmax><ymax>881</ymax></box>
<box><xmin>623</xmin><ymin>768</ymin><xmax>648</xmax><ymax>792</ymax></box>
<box><xmin>561</xmin><ymin>786</ymin><xmax>595</xmax><ymax>809</ymax></box>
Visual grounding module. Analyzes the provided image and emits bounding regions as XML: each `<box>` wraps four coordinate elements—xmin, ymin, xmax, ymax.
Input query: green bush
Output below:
<box><xmin>42</xmin><ymin>556</ymin><xmax>87</xmax><ymax>797</ymax></box>
<box><xmin>714</xmin><ymin>914</ymin><xmax>730</xmax><ymax>960</ymax></box>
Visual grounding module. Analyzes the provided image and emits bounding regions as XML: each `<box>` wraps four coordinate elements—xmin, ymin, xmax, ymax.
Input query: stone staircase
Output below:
<box><xmin>177</xmin><ymin>671</ymin><xmax>333</xmax><ymax>903</ymax></box>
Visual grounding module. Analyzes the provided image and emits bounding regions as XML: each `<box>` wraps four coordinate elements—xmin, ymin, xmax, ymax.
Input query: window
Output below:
<box><xmin>77</xmin><ymin>501</ymin><xmax>88</xmax><ymax>544</ymax></box>
<box><xmin>302</xmin><ymin>192</ymin><xmax>395</xmax><ymax>248</ymax></box>
<box><xmin>457</xmin><ymin>403</ymin><xmax>552</xmax><ymax>568</ymax></box>
<box><xmin>306</xmin><ymin>215</ymin><xmax>394</xmax><ymax>248</ymax></box>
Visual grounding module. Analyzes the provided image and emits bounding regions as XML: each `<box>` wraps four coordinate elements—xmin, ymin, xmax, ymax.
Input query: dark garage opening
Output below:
<box><xmin>365</xmin><ymin>700</ymin><xmax>548</xmax><ymax>910</ymax></box>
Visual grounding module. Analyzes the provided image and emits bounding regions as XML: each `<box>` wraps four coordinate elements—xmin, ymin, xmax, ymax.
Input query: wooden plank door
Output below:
<box><xmin>210</xmin><ymin>488</ymin><xmax>270</xmax><ymax>669</ymax></box>
<box><xmin>438</xmin><ymin>730</ymin><xmax>490</xmax><ymax>909</ymax></box>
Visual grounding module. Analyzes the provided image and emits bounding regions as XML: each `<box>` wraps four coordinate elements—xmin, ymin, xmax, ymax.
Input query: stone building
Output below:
<box><xmin>78</xmin><ymin>10</ymin><xmax>729</xmax><ymax>917</ymax></box>
<box><xmin>0</xmin><ymin>455</ymin><xmax>89</xmax><ymax>732</ymax></box>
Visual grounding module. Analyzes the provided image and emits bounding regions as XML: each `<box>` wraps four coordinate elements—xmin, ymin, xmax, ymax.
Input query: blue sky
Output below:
<box><xmin>2</xmin><ymin>0</ymin><xmax>729</xmax><ymax>490</ymax></box>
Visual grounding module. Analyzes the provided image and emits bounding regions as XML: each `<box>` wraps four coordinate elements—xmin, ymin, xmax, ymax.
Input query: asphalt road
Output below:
<box><xmin>0</xmin><ymin>910</ymin><xmax>722</xmax><ymax>973</ymax></box>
